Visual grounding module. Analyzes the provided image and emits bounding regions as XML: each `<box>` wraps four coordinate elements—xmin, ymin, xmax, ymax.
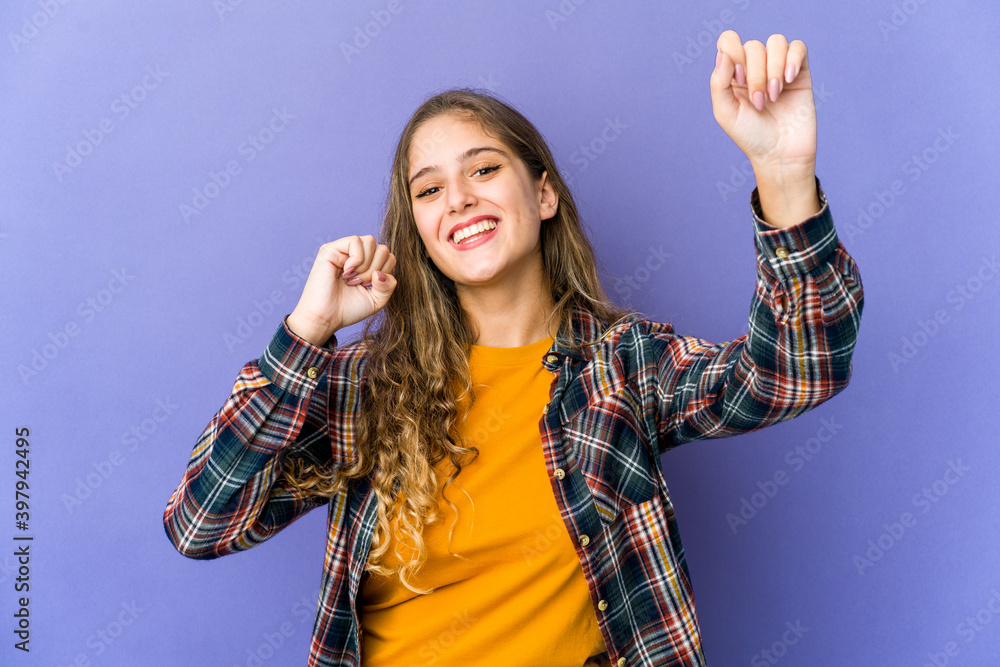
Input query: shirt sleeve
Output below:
<box><xmin>651</xmin><ymin>176</ymin><xmax>864</xmax><ymax>453</ymax></box>
<box><xmin>162</xmin><ymin>315</ymin><xmax>340</xmax><ymax>559</ymax></box>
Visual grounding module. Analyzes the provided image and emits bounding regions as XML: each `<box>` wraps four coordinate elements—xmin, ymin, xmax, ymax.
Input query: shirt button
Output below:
<box><xmin>617</xmin><ymin>658</ymin><xmax>626</xmax><ymax>667</ymax></box>
<box><xmin>554</xmin><ymin>468</ymin><xmax>565</xmax><ymax>480</ymax></box>
<box><xmin>545</xmin><ymin>354</ymin><xmax>559</xmax><ymax>364</ymax></box>
<box><xmin>579</xmin><ymin>534</ymin><xmax>590</xmax><ymax>547</ymax></box>
<box><xmin>306</xmin><ymin>366</ymin><xmax>320</xmax><ymax>379</ymax></box>
<box><xmin>598</xmin><ymin>599</ymin><xmax>608</xmax><ymax>611</ymax></box>
<box><xmin>775</xmin><ymin>246</ymin><xmax>790</xmax><ymax>259</ymax></box>
<box><xmin>542</xmin><ymin>404</ymin><xmax>548</xmax><ymax>415</ymax></box>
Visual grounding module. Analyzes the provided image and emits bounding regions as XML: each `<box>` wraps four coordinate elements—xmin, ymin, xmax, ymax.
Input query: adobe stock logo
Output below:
<box><xmin>17</xmin><ymin>268</ymin><xmax>135</xmax><ymax>385</ymax></box>
<box><xmin>671</xmin><ymin>0</ymin><xmax>753</xmax><ymax>74</ymax></box>
<box><xmin>339</xmin><ymin>1</ymin><xmax>403</xmax><ymax>63</ymax></box>
<box><xmin>726</xmin><ymin>416</ymin><xmax>843</xmax><ymax>535</ymax></box>
<box><xmin>62</xmin><ymin>397</ymin><xmax>179</xmax><ymax>515</ymax></box>
<box><xmin>405</xmin><ymin>610</ymin><xmax>476</xmax><ymax>667</ymax></box>
<box><xmin>178</xmin><ymin>107</ymin><xmax>295</xmax><ymax>224</ymax></box>
<box><xmin>609</xmin><ymin>244</ymin><xmax>672</xmax><ymax>301</ymax></box>
<box><xmin>921</xmin><ymin>587</ymin><xmax>1000</xmax><ymax>667</ymax></box>
<box><xmin>51</xmin><ymin>66</ymin><xmax>170</xmax><ymax>182</ymax></box>
<box><xmin>887</xmin><ymin>255</ymin><xmax>998</xmax><ymax>373</ymax></box>
<box><xmin>843</xmin><ymin>127</ymin><xmax>959</xmax><ymax>244</ymax></box>
<box><xmin>562</xmin><ymin>116</ymin><xmax>629</xmax><ymax>190</ymax></box>
<box><xmin>230</xmin><ymin>587</ymin><xmax>322</xmax><ymax>667</ymax></box>
<box><xmin>520</xmin><ymin>512</ymin><xmax>568</xmax><ymax>563</ymax></box>
<box><xmin>7</xmin><ymin>0</ymin><xmax>73</xmax><ymax>53</ymax></box>
<box><xmin>877</xmin><ymin>0</ymin><xmax>933</xmax><ymax>39</ymax></box>
<box><xmin>60</xmin><ymin>600</ymin><xmax>145</xmax><ymax>666</ymax></box>
<box><xmin>567</xmin><ymin>117</ymin><xmax>629</xmax><ymax>175</ymax></box>
<box><xmin>853</xmin><ymin>459</ymin><xmax>971</xmax><ymax>576</ymax></box>
<box><xmin>749</xmin><ymin>620</ymin><xmax>808</xmax><ymax>667</ymax></box>
<box><xmin>543</xmin><ymin>0</ymin><xmax>591</xmax><ymax>31</ymax></box>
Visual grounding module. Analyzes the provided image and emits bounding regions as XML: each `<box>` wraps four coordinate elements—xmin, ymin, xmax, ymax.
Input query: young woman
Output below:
<box><xmin>164</xmin><ymin>30</ymin><xmax>864</xmax><ymax>667</ymax></box>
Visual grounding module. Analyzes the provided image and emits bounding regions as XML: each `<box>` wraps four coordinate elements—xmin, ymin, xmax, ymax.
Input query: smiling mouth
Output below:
<box><xmin>451</xmin><ymin>218</ymin><xmax>499</xmax><ymax>245</ymax></box>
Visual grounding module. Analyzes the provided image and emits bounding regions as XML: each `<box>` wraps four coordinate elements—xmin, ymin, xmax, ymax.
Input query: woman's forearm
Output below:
<box><xmin>753</xmin><ymin>168</ymin><xmax>822</xmax><ymax>228</ymax></box>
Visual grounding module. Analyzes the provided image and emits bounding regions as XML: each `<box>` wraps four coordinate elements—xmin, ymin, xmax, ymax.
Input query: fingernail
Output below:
<box><xmin>343</xmin><ymin>264</ymin><xmax>356</xmax><ymax>275</ymax></box>
<box><xmin>752</xmin><ymin>90</ymin><xmax>765</xmax><ymax>111</ymax></box>
<box><xmin>734</xmin><ymin>63</ymin><xmax>745</xmax><ymax>86</ymax></box>
<box><xmin>768</xmin><ymin>78</ymin><xmax>780</xmax><ymax>102</ymax></box>
<box><xmin>784</xmin><ymin>62</ymin><xmax>795</xmax><ymax>84</ymax></box>
<box><xmin>375</xmin><ymin>270</ymin><xmax>387</xmax><ymax>282</ymax></box>
<box><xmin>361</xmin><ymin>281</ymin><xmax>373</xmax><ymax>288</ymax></box>
<box><xmin>342</xmin><ymin>269</ymin><xmax>357</xmax><ymax>279</ymax></box>
<box><xmin>346</xmin><ymin>277</ymin><xmax>363</xmax><ymax>286</ymax></box>
<box><xmin>715</xmin><ymin>50</ymin><xmax>722</xmax><ymax>70</ymax></box>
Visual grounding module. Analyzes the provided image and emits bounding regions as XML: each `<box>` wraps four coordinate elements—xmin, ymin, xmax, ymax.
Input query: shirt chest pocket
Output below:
<box><xmin>563</xmin><ymin>384</ymin><xmax>659</xmax><ymax>526</ymax></box>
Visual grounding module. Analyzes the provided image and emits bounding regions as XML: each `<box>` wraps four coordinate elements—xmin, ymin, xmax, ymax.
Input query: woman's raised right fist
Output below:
<box><xmin>286</xmin><ymin>235</ymin><xmax>397</xmax><ymax>346</ymax></box>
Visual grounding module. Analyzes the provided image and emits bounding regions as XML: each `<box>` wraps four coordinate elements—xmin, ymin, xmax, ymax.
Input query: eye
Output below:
<box><xmin>475</xmin><ymin>164</ymin><xmax>501</xmax><ymax>177</ymax></box>
<box><xmin>413</xmin><ymin>164</ymin><xmax>501</xmax><ymax>199</ymax></box>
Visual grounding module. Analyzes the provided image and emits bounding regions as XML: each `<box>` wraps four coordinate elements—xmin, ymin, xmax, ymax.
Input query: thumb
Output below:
<box><xmin>710</xmin><ymin>49</ymin><xmax>740</xmax><ymax>132</ymax></box>
<box><xmin>368</xmin><ymin>270</ymin><xmax>397</xmax><ymax>310</ymax></box>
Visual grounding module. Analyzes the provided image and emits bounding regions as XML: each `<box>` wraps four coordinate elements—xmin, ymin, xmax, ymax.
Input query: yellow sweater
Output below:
<box><xmin>360</xmin><ymin>335</ymin><xmax>607</xmax><ymax>665</ymax></box>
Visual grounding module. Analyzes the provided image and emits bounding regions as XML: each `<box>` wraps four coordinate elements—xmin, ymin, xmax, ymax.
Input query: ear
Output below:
<box><xmin>537</xmin><ymin>170</ymin><xmax>559</xmax><ymax>221</ymax></box>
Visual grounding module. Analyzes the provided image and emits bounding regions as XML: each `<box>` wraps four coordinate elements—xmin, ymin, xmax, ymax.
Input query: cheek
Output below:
<box><xmin>413</xmin><ymin>216</ymin><xmax>439</xmax><ymax>248</ymax></box>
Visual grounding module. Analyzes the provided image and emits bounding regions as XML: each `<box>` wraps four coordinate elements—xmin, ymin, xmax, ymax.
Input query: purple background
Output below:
<box><xmin>3</xmin><ymin>1</ymin><xmax>999</xmax><ymax>665</ymax></box>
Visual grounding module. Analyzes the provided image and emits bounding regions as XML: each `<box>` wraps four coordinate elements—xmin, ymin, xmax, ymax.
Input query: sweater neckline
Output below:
<box><xmin>469</xmin><ymin>335</ymin><xmax>556</xmax><ymax>368</ymax></box>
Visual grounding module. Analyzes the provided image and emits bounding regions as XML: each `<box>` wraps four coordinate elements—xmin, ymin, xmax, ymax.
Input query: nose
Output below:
<box><xmin>446</xmin><ymin>175</ymin><xmax>477</xmax><ymax>214</ymax></box>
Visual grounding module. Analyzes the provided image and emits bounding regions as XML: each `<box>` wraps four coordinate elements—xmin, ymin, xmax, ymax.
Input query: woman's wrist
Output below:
<box><xmin>752</xmin><ymin>168</ymin><xmax>821</xmax><ymax>229</ymax></box>
<box><xmin>286</xmin><ymin>310</ymin><xmax>338</xmax><ymax>347</ymax></box>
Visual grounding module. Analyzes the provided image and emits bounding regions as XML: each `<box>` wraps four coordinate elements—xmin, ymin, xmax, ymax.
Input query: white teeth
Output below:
<box><xmin>453</xmin><ymin>219</ymin><xmax>498</xmax><ymax>244</ymax></box>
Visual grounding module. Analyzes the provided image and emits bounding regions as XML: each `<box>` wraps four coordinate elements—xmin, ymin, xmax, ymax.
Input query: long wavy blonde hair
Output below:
<box><xmin>282</xmin><ymin>88</ymin><xmax>640</xmax><ymax>594</ymax></box>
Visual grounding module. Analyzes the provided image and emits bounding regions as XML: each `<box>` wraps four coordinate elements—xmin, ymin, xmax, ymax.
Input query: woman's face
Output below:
<box><xmin>407</xmin><ymin>113</ymin><xmax>558</xmax><ymax>290</ymax></box>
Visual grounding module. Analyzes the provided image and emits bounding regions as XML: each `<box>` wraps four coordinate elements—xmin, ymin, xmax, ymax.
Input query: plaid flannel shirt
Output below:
<box><xmin>163</xmin><ymin>179</ymin><xmax>864</xmax><ymax>666</ymax></box>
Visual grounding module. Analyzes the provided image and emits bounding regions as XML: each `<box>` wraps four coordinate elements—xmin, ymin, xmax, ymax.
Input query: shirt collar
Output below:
<box><xmin>550</xmin><ymin>302</ymin><xmax>609</xmax><ymax>364</ymax></box>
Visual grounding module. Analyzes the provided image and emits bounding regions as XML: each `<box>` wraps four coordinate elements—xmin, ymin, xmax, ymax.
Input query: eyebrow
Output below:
<box><xmin>408</xmin><ymin>146</ymin><xmax>512</xmax><ymax>187</ymax></box>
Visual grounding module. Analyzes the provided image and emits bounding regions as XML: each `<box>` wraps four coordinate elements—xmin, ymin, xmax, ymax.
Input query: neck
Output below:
<box><xmin>457</xmin><ymin>256</ymin><xmax>558</xmax><ymax>348</ymax></box>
